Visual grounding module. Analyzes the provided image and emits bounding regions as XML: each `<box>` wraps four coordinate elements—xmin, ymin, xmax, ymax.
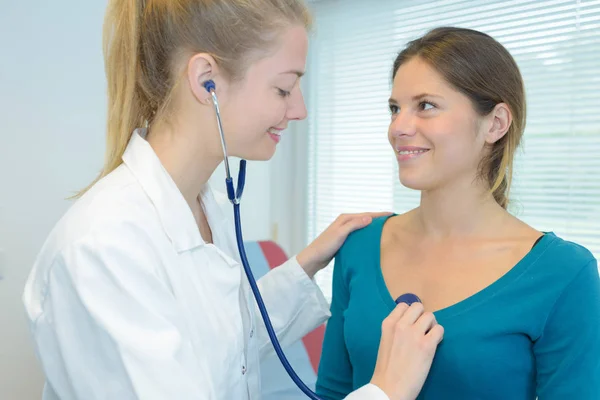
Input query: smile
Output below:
<box><xmin>268</xmin><ymin>128</ymin><xmax>282</xmax><ymax>143</ymax></box>
<box><xmin>397</xmin><ymin>149</ymin><xmax>428</xmax><ymax>155</ymax></box>
<box><xmin>396</xmin><ymin>148</ymin><xmax>429</xmax><ymax>161</ymax></box>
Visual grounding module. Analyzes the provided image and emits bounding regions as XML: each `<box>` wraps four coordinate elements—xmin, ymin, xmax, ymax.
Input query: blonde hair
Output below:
<box><xmin>76</xmin><ymin>0</ymin><xmax>311</xmax><ymax>197</ymax></box>
<box><xmin>392</xmin><ymin>27</ymin><xmax>526</xmax><ymax>209</ymax></box>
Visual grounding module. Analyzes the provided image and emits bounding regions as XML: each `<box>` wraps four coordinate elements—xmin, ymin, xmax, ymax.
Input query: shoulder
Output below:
<box><xmin>334</xmin><ymin>215</ymin><xmax>396</xmax><ymax>282</ymax></box>
<box><xmin>532</xmin><ymin>233</ymin><xmax>598</xmax><ymax>295</ymax></box>
<box><xmin>55</xmin><ymin>179</ymin><xmax>157</xmax><ymax>249</ymax></box>
<box><xmin>27</xmin><ymin>167</ymin><xmax>163</xmax><ymax>293</ymax></box>
<box><xmin>539</xmin><ymin>233</ymin><xmax>597</xmax><ymax>271</ymax></box>
<box><xmin>339</xmin><ymin>214</ymin><xmax>393</xmax><ymax>256</ymax></box>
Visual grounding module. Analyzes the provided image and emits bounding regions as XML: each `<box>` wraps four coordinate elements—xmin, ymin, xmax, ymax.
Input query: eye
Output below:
<box><xmin>277</xmin><ymin>88</ymin><xmax>291</xmax><ymax>98</ymax></box>
<box><xmin>419</xmin><ymin>101</ymin><xmax>436</xmax><ymax>111</ymax></box>
<box><xmin>389</xmin><ymin>104</ymin><xmax>399</xmax><ymax>115</ymax></box>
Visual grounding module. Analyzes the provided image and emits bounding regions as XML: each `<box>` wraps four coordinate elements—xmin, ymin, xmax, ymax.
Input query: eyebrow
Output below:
<box><xmin>281</xmin><ymin>70</ymin><xmax>305</xmax><ymax>77</ymax></box>
<box><xmin>388</xmin><ymin>93</ymin><xmax>443</xmax><ymax>103</ymax></box>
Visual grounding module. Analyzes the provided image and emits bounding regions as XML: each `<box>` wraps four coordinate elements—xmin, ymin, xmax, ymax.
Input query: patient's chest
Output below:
<box><xmin>379</xmin><ymin>237</ymin><xmax>536</xmax><ymax>313</ymax></box>
<box><xmin>343</xmin><ymin>282</ymin><xmax>538</xmax><ymax>400</ymax></box>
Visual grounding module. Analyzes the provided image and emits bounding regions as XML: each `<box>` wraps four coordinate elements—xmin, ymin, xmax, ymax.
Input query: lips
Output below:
<box><xmin>268</xmin><ymin>127</ymin><xmax>284</xmax><ymax>143</ymax></box>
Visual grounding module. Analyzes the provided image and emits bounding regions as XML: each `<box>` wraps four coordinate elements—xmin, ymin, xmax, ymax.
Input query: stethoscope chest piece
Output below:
<box><xmin>395</xmin><ymin>293</ymin><xmax>422</xmax><ymax>306</ymax></box>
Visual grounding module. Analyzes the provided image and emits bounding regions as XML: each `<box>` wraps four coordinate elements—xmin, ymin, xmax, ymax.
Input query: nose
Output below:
<box><xmin>286</xmin><ymin>86</ymin><xmax>307</xmax><ymax>121</ymax></box>
<box><xmin>389</xmin><ymin>109</ymin><xmax>417</xmax><ymax>139</ymax></box>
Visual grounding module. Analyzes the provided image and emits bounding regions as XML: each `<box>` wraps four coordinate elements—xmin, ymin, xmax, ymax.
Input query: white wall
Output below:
<box><xmin>0</xmin><ymin>2</ymin><xmax>274</xmax><ymax>398</ymax></box>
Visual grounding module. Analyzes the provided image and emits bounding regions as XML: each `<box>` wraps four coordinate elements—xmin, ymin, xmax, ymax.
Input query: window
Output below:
<box><xmin>305</xmin><ymin>0</ymin><xmax>600</xmax><ymax>301</ymax></box>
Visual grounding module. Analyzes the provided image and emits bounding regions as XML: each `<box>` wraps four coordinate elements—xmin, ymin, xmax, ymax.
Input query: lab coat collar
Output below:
<box><xmin>122</xmin><ymin>128</ymin><xmax>205</xmax><ymax>252</ymax></box>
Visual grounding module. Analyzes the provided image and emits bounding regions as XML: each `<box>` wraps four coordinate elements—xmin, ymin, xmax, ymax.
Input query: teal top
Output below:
<box><xmin>316</xmin><ymin>216</ymin><xmax>600</xmax><ymax>400</ymax></box>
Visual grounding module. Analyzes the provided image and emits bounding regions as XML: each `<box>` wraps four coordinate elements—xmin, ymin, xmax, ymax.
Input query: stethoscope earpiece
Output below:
<box><xmin>202</xmin><ymin>79</ymin><xmax>216</xmax><ymax>93</ymax></box>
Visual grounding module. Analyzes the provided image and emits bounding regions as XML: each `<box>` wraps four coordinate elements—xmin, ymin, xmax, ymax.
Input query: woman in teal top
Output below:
<box><xmin>316</xmin><ymin>27</ymin><xmax>600</xmax><ymax>400</ymax></box>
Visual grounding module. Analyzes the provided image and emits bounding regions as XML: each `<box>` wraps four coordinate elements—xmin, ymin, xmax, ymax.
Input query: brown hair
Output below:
<box><xmin>77</xmin><ymin>0</ymin><xmax>311</xmax><ymax>197</ymax></box>
<box><xmin>392</xmin><ymin>27</ymin><xmax>526</xmax><ymax>209</ymax></box>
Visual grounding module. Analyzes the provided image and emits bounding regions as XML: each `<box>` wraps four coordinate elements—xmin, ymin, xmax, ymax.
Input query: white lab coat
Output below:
<box><xmin>23</xmin><ymin>130</ymin><xmax>388</xmax><ymax>400</ymax></box>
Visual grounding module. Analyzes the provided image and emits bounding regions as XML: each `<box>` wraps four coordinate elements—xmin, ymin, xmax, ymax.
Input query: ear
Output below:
<box><xmin>485</xmin><ymin>103</ymin><xmax>512</xmax><ymax>144</ymax></box>
<box><xmin>186</xmin><ymin>53</ymin><xmax>226</xmax><ymax>105</ymax></box>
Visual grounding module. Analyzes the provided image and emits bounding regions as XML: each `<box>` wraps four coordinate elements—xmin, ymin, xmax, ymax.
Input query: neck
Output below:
<box><xmin>415</xmin><ymin>175</ymin><xmax>506</xmax><ymax>239</ymax></box>
<box><xmin>146</xmin><ymin>116</ymin><xmax>222</xmax><ymax>210</ymax></box>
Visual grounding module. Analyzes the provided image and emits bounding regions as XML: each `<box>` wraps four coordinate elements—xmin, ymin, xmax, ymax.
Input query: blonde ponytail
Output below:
<box><xmin>73</xmin><ymin>0</ymin><xmax>146</xmax><ymax>198</ymax></box>
<box><xmin>103</xmin><ymin>0</ymin><xmax>146</xmax><ymax>177</ymax></box>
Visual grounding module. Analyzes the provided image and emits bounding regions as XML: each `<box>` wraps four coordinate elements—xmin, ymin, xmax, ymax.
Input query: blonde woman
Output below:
<box><xmin>22</xmin><ymin>1</ymin><xmax>443</xmax><ymax>400</ymax></box>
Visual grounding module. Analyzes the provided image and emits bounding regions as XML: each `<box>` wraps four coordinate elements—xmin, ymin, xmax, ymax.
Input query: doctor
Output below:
<box><xmin>23</xmin><ymin>1</ymin><xmax>444</xmax><ymax>399</ymax></box>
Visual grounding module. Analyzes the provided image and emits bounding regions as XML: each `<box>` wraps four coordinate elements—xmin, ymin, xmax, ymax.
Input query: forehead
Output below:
<box><xmin>391</xmin><ymin>57</ymin><xmax>452</xmax><ymax>96</ymax></box>
<box><xmin>247</xmin><ymin>25</ymin><xmax>308</xmax><ymax>77</ymax></box>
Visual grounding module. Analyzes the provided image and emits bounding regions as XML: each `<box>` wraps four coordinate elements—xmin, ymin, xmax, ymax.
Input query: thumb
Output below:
<box><xmin>341</xmin><ymin>216</ymin><xmax>373</xmax><ymax>235</ymax></box>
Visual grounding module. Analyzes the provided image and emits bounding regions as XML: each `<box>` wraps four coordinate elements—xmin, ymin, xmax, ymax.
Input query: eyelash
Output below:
<box><xmin>419</xmin><ymin>101</ymin><xmax>437</xmax><ymax>111</ymax></box>
<box><xmin>388</xmin><ymin>101</ymin><xmax>438</xmax><ymax>115</ymax></box>
<box><xmin>277</xmin><ymin>88</ymin><xmax>291</xmax><ymax>98</ymax></box>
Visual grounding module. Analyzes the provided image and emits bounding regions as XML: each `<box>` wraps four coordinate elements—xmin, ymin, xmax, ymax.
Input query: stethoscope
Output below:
<box><xmin>203</xmin><ymin>79</ymin><xmax>422</xmax><ymax>399</ymax></box>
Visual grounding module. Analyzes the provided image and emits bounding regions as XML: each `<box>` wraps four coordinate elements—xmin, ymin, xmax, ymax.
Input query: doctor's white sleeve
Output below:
<box><xmin>254</xmin><ymin>256</ymin><xmax>331</xmax><ymax>359</ymax></box>
<box><xmin>29</xmin><ymin>226</ymin><xmax>213</xmax><ymax>400</ymax></box>
<box><xmin>254</xmin><ymin>258</ymin><xmax>389</xmax><ymax>400</ymax></box>
<box><xmin>344</xmin><ymin>384</ymin><xmax>390</xmax><ymax>399</ymax></box>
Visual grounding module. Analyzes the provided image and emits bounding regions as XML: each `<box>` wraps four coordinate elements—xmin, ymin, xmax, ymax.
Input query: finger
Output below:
<box><xmin>332</xmin><ymin>213</ymin><xmax>356</xmax><ymax>226</ymax></box>
<box><xmin>385</xmin><ymin>302</ymin><xmax>410</xmax><ymax>326</ymax></box>
<box><xmin>414</xmin><ymin>312</ymin><xmax>437</xmax><ymax>335</ymax></box>
<box><xmin>335</xmin><ymin>219</ymin><xmax>372</xmax><ymax>239</ymax></box>
<box><xmin>341</xmin><ymin>212</ymin><xmax>392</xmax><ymax>231</ymax></box>
<box><xmin>380</xmin><ymin>304</ymin><xmax>408</xmax><ymax>352</ymax></box>
<box><xmin>363</xmin><ymin>211</ymin><xmax>394</xmax><ymax>218</ymax></box>
<box><xmin>341</xmin><ymin>211</ymin><xmax>393</xmax><ymax>223</ymax></box>
<box><xmin>425</xmin><ymin>324</ymin><xmax>445</xmax><ymax>344</ymax></box>
<box><xmin>398</xmin><ymin>302</ymin><xmax>425</xmax><ymax>326</ymax></box>
<box><xmin>334</xmin><ymin>212</ymin><xmax>395</xmax><ymax>238</ymax></box>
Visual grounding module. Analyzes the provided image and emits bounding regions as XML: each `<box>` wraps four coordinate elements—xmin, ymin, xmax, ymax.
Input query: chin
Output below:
<box><xmin>238</xmin><ymin>145</ymin><xmax>276</xmax><ymax>161</ymax></box>
<box><xmin>398</xmin><ymin>170</ymin><xmax>431</xmax><ymax>191</ymax></box>
<box><xmin>253</xmin><ymin>152</ymin><xmax>275</xmax><ymax>161</ymax></box>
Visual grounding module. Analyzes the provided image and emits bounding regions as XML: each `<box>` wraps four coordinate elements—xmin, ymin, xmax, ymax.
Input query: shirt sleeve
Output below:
<box><xmin>31</xmin><ymin>225</ymin><xmax>215</xmax><ymax>400</ymax></box>
<box><xmin>315</xmin><ymin>251</ymin><xmax>357</xmax><ymax>400</ymax></box>
<box><xmin>534</xmin><ymin>258</ymin><xmax>600</xmax><ymax>399</ymax></box>
<box><xmin>255</xmin><ymin>256</ymin><xmax>331</xmax><ymax>359</ymax></box>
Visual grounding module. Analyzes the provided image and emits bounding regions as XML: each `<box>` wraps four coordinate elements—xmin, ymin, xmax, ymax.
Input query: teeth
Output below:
<box><xmin>268</xmin><ymin>128</ymin><xmax>281</xmax><ymax>136</ymax></box>
<box><xmin>398</xmin><ymin>149</ymin><xmax>427</xmax><ymax>155</ymax></box>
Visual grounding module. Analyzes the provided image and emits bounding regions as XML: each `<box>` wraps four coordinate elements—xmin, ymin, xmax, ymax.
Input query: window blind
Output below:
<box><xmin>305</xmin><ymin>0</ymin><xmax>600</xmax><ymax>301</ymax></box>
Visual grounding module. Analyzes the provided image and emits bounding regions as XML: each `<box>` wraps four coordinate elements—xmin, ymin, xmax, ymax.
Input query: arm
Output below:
<box><xmin>34</xmin><ymin>227</ymin><xmax>214</xmax><ymax>400</ymax></box>
<box><xmin>255</xmin><ymin>256</ymin><xmax>330</xmax><ymax>359</ymax></box>
<box><xmin>535</xmin><ymin>258</ymin><xmax>600</xmax><ymax>399</ymax></box>
<box><xmin>315</xmin><ymin>243</ymin><xmax>443</xmax><ymax>400</ymax></box>
<box><xmin>252</xmin><ymin>212</ymin><xmax>393</xmax><ymax>359</ymax></box>
<box><xmin>253</xmin><ymin>253</ymin><xmax>389</xmax><ymax>400</ymax></box>
<box><xmin>315</xmin><ymin>252</ymin><xmax>356</xmax><ymax>400</ymax></box>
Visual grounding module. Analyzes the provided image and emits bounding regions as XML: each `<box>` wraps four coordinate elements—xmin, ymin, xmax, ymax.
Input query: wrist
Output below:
<box><xmin>296</xmin><ymin>250</ymin><xmax>322</xmax><ymax>279</ymax></box>
<box><xmin>370</xmin><ymin>380</ymin><xmax>413</xmax><ymax>400</ymax></box>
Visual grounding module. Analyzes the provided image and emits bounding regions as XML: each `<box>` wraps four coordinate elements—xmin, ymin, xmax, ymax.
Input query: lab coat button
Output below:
<box><xmin>242</xmin><ymin>365</ymin><xmax>247</xmax><ymax>375</ymax></box>
<box><xmin>249</xmin><ymin>329</ymin><xmax>254</xmax><ymax>338</ymax></box>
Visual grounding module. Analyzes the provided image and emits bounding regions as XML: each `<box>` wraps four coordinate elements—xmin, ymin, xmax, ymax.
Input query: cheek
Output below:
<box><xmin>224</xmin><ymin>99</ymin><xmax>265</xmax><ymax>142</ymax></box>
<box><xmin>427</xmin><ymin>118</ymin><xmax>482</xmax><ymax>165</ymax></box>
<box><xmin>248</xmin><ymin>94</ymin><xmax>286</xmax><ymax>132</ymax></box>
